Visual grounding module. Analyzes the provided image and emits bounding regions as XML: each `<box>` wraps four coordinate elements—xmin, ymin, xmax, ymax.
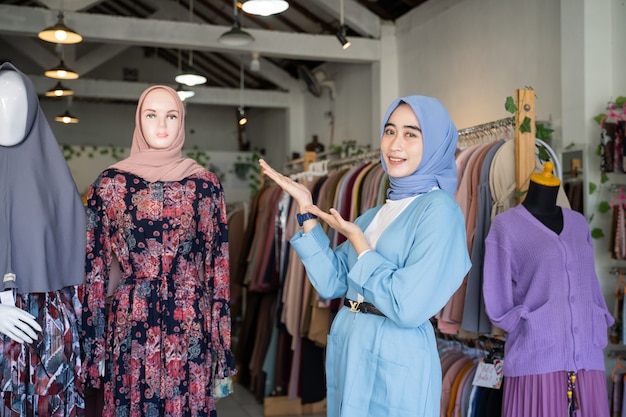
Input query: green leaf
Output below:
<box><xmin>593</xmin><ymin>113</ymin><xmax>606</xmax><ymax>125</ymax></box>
<box><xmin>595</xmin><ymin>144</ymin><xmax>602</xmax><ymax>156</ymax></box>
<box><xmin>535</xmin><ymin>123</ymin><xmax>554</xmax><ymax>141</ymax></box>
<box><xmin>536</xmin><ymin>145</ymin><xmax>550</xmax><ymax>162</ymax></box>
<box><xmin>519</xmin><ymin>117</ymin><xmax>532</xmax><ymax>133</ymax></box>
<box><xmin>504</xmin><ymin>96</ymin><xmax>517</xmax><ymax>114</ymax></box>
<box><xmin>591</xmin><ymin>228</ymin><xmax>604</xmax><ymax>239</ymax></box>
<box><xmin>589</xmin><ymin>182</ymin><xmax>597</xmax><ymax>195</ymax></box>
<box><xmin>616</xmin><ymin>96</ymin><xmax>626</xmax><ymax>107</ymax></box>
<box><xmin>598</xmin><ymin>201</ymin><xmax>611</xmax><ymax>213</ymax></box>
<box><xmin>601</xmin><ymin>172</ymin><xmax>609</xmax><ymax>184</ymax></box>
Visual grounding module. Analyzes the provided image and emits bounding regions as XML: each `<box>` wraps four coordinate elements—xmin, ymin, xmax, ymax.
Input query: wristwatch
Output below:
<box><xmin>297</xmin><ymin>212</ymin><xmax>318</xmax><ymax>227</ymax></box>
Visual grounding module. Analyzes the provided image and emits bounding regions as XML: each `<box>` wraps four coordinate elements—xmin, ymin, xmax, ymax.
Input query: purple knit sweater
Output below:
<box><xmin>483</xmin><ymin>204</ymin><xmax>614</xmax><ymax>377</ymax></box>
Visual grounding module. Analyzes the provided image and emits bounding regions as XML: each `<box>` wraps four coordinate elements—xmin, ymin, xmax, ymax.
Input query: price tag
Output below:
<box><xmin>472</xmin><ymin>358</ymin><xmax>504</xmax><ymax>389</ymax></box>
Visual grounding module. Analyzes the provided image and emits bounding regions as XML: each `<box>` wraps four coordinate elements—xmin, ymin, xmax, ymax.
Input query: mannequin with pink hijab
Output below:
<box><xmin>81</xmin><ymin>85</ymin><xmax>236</xmax><ymax>417</ymax></box>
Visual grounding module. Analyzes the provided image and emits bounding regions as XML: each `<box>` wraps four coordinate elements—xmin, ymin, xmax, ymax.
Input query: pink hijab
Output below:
<box><xmin>110</xmin><ymin>85</ymin><xmax>204</xmax><ymax>182</ymax></box>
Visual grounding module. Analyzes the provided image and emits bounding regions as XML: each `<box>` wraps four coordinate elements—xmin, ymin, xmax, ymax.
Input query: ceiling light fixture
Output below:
<box><xmin>176</xmin><ymin>84</ymin><xmax>196</xmax><ymax>101</ymax></box>
<box><xmin>242</xmin><ymin>0</ymin><xmax>289</xmax><ymax>16</ymax></box>
<box><xmin>38</xmin><ymin>10</ymin><xmax>83</xmax><ymax>44</ymax></box>
<box><xmin>45</xmin><ymin>81</ymin><xmax>74</xmax><ymax>97</ymax></box>
<box><xmin>55</xmin><ymin>97</ymin><xmax>79</xmax><ymax>123</ymax></box>
<box><xmin>55</xmin><ymin>109</ymin><xmax>79</xmax><ymax>124</ymax></box>
<box><xmin>336</xmin><ymin>0</ymin><xmax>351</xmax><ymax>50</ymax></box>
<box><xmin>175</xmin><ymin>0</ymin><xmax>207</xmax><ymax>86</ymax></box>
<box><xmin>45</xmin><ymin>59</ymin><xmax>79</xmax><ymax>80</ymax></box>
<box><xmin>219</xmin><ymin>0</ymin><xmax>255</xmax><ymax>46</ymax></box>
<box><xmin>238</xmin><ymin>59</ymin><xmax>248</xmax><ymax>126</ymax></box>
<box><xmin>250</xmin><ymin>51</ymin><xmax>260</xmax><ymax>72</ymax></box>
<box><xmin>336</xmin><ymin>26</ymin><xmax>351</xmax><ymax>50</ymax></box>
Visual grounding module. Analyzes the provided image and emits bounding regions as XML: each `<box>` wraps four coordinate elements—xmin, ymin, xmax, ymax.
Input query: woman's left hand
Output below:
<box><xmin>305</xmin><ymin>205</ymin><xmax>371</xmax><ymax>255</ymax></box>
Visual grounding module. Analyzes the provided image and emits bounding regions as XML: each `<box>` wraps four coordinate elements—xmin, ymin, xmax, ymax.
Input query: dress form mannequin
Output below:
<box><xmin>0</xmin><ymin>71</ymin><xmax>28</xmax><ymax>147</ymax></box>
<box><xmin>521</xmin><ymin>161</ymin><xmax>563</xmax><ymax>234</ymax></box>
<box><xmin>484</xmin><ymin>158</ymin><xmax>613</xmax><ymax>417</ymax></box>
<box><xmin>0</xmin><ymin>70</ymin><xmax>42</xmax><ymax>343</ymax></box>
<box><xmin>0</xmin><ymin>62</ymin><xmax>86</xmax><ymax>416</ymax></box>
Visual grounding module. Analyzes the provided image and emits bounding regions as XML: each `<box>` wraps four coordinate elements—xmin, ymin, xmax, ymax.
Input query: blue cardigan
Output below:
<box><xmin>291</xmin><ymin>189</ymin><xmax>471</xmax><ymax>417</ymax></box>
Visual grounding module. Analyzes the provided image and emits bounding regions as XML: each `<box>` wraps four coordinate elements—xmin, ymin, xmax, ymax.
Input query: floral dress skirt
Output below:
<box><xmin>0</xmin><ymin>287</ymin><xmax>83</xmax><ymax>417</ymax></box>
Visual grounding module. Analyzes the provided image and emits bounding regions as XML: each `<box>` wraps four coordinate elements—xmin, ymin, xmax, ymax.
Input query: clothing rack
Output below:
<box><xmin>327</xmin><ymin>149</ymin><xmax>380</xmax><ymax>170</ymax></box>
<box><xmin>457</xmin><ymin>117</ymin><xmax>514</xmax><ymax>149</ymax></box>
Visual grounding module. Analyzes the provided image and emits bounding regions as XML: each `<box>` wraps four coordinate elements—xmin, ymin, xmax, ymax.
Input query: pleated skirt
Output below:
<box><xmin>502</xmin><ymin>370</ymin><xmax>609</xmax><ymax>417</ymax></box>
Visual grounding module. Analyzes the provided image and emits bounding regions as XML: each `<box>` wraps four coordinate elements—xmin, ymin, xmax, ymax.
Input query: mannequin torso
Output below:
<box><xmin>522</xmin><ymin>180</ymin><xmax>563</xmax><ymax>234</ymax></box>
<box><xmin>0</xmin><ymin>71</ymin><xmax>27</xmax><ymax>147</ymax></box>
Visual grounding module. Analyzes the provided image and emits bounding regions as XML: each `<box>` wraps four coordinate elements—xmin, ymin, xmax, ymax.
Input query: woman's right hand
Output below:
<box><xmin>0</xmin><ymin>304</ymin><xmax>42</xmax><ymax>344</ymax></box>
<box><xmin>259</xmin><ymin>159</ymin><xmax>313</xmax><ymax>210</ymax></box>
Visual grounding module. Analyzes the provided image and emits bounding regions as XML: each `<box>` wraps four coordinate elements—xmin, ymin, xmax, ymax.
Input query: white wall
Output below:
<box><xmin>301</xmin><ymin>62</ymin><xmax>375</xmax><ymax>152</ymax></box>
<box><xmin>394</xmin><ymin>0</ymin><xmax>561</xmax><ymax>131</ymax></box>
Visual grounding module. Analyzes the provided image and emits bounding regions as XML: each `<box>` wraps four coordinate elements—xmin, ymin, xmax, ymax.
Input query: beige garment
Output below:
<box><xmin>489</xmin><ymin>139</ymin><xmax>570</xmax><ymax>221</ymax></box>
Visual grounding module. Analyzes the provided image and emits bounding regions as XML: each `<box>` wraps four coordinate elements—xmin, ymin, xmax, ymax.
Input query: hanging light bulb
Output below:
<box><xmin>45</xmin><ymin>81</ymin><xmax>74</xmax><ymax>97</ymax></box>
<box><xmin>176</xmin><ymin>84</ymin><xmax>195</xmax><ymax>101</ymax></box>
<box><xmin>44</xmin><ymin>59</ymin><xmax>79</xmax><ymax>79</ymax></box>
<box><xmin>219</xmin><ymin>0</ymin><xmax>255</xmax><ymax>46</ymax></box>
<box><xmin>55</xmin><ymin>109</ymin><xmax>79</xmax><ymax>124</ymax></box>
<box><xmin>250</xmin><ymin>52</ymin><xmax>260</xmax><ymax>72</ymax></box>
<box><xmin>242</xmin><ymin>0</ymin><xmax>289</xmax><ymax>16</ymax></box>
<box><xmin>175</xmin><ymin>1</ymin><xmax>207</xmax><ymax>86</ymax></box>
<box><xmin>38</xmin><ymin>10</ymin><xmax>83</xmax><ymax>44</ymax></box>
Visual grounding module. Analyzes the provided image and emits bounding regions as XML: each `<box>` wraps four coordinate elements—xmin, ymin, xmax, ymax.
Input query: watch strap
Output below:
<box><xmin>297</xmin><ymin>212</ymin><xmax>318</xmax><ymax>226</ymax></box>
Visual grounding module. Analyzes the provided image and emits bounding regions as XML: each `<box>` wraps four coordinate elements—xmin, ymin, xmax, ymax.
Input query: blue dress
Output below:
<box><xmin>290</xmin><ymin>190</ymin><xmax>471</xmax><ymax>417</ymax></box>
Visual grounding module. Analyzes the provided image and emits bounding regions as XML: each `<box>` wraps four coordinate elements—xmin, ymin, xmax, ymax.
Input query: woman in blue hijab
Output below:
<box><xmin>259</xmin><ymin>95</ymin><xmax>470</xmax><ymax>417</ymax></box>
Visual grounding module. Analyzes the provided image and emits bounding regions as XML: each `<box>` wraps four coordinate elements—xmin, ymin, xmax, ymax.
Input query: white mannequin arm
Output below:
<box><xmin>99</xmin><ymin>359</ymin><xmax>105</xmax><ymax>377</ymax></box>
<box><xmin>0</xmin><ymin>304</ymin><xmax>42</xmax><ymax>344</ymax></box>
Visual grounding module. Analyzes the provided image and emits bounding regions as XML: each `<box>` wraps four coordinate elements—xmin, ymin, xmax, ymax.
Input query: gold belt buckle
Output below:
<box><xmin>348</xmin><ymin>300</ymin><xmax>361</xmax><ymax>313</ymax></box>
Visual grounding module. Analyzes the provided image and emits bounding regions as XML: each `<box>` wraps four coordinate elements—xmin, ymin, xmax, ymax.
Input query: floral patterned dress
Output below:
<box><xmin>0</xmin><ymin>288</ymin><xmax>84</xmax><ymax>417</ymax></box>
<box><xmin>81</xmin><ymin>169</ymin><xmax>236</xmax><ymax>417</ymax></box>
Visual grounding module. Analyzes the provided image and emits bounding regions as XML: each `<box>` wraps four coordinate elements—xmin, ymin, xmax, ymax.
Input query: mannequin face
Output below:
<box><xmin>381</xmin><ymin>103</ymin><xmax>424</xmax><ymax>178</ymax></box>
<box><xmin>139</xmin><ymin>89</ymin><xmax>181</xmax><ymax>150</ymax></box>
<box><xmin>0</xmin><ymin>71</ymin><xmax>28</xmax><ymax>147</ymax></box>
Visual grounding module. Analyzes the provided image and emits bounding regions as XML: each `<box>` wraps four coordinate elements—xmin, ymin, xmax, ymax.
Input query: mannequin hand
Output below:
<box><xmin>99</xmin><ymin>359</ymin><xmax>105</xmax><ymax>377</ymax></box>
<box><xmin>259</xmin><ymin>159</ymin><xmax>313</xmax><ymax>210</ymax></box>
<box><xmin>0</xmin><ymin>304</ymin><xmax>42</xmax><ymax>344</ymax></box>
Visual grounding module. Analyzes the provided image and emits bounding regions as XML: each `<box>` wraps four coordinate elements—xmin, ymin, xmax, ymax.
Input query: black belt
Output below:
<box><xmin>343</xmin><ymin>299</ymin><xmax>386</xmax><ymax>317</ymax></box>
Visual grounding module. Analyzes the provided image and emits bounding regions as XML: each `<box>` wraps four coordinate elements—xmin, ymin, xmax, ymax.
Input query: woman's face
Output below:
<box><xmin>381</xmin><ymin>103</ymin><xmax>424</xmax><ymax>178</ymax></box>
<box><xmin>140</xmin><ymin>89</ymin><xmax>180</xmax><ymax>150</ymax></box>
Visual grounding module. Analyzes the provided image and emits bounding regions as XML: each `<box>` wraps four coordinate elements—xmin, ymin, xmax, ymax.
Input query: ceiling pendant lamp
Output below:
<box><xmin>176</xmin><ymin>84</ymin><xmax>195</xmax><ymax>101</ymax></box>
<box><xmin>45</xmin><ymin>59</ymin><xmax>79</xmax><ymax>80</ymax></box>
<box><xmin>242</xmin><ymin>0</ymin><xmax>289</xmax><ymax>16</ymax></box>
<box><xmin>219</xmin><ymin>0</ymin><xmax>254</xmax><ymax>46</ymax></box>
<box><xmin>45</xmin><ymin>81</ymin><xmax>74</xmax><ymax>97</ymax></box>
<box><xmin>55</xmin><ymin>109</ymin><xmax>79</xmax><ymax>124</ymax></box>
<box><xmin>175</xmin><ymin>51</ymin><xmax>207</xmax><ymax>86</ymax></box>
<box><xmin>175</xmin><ymin>0</ymin><xmax>207</xmax><ymax>86</ymax></box>
<box><xmin>38</xmin><ymin>10</ymin><xmax>83</xmax><ymax>44</ymax></box>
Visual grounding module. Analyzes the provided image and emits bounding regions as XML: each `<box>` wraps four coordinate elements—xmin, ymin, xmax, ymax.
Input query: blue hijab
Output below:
<box><xmin>380</xmin><ymin>95</ymin><xmax>458</xmax><ymax>200</ymax></box>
